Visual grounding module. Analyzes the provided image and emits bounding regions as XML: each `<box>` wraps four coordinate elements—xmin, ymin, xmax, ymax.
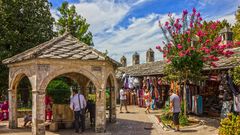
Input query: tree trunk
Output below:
<box><xmin>183</xmin><ymin>72</ymin><xmax>188</xmax><ymax>116</ymax></box>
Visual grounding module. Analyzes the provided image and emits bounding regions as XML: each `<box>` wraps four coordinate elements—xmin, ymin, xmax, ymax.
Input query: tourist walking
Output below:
<box><xmin>144</xmin><ymin>89</ymin><xmax>151</xmax><ymax>114</ymax></box>
<box><xmin>169</xmin><ymin>89</ymin><xmax>181</xmax><ymax>132</ymax></box>
<box><xmin>120</xmin><ymin>87</ymin><xmax>129</xmax><ymax>113</ymax></box>
<box><xmin>70</xmin><ymin>88</ymin><xmax>87</xmax><ymax>133</ymax></box>
<box><xmin>86</xmin><ymin>99</ymin><xmax>96</xmax><ymax>127</ymax></box>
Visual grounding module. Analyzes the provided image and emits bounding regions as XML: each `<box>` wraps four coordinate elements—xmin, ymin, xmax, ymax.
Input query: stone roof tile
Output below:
<box><xmin>2</xmin><ymin>33</ymin><xmax>121</xmax><ymax>67</ymax></box>
<box><xmin>119</xmin><ymin>47</ymin><xmax>240</xmax><ymax>76</ymax></box>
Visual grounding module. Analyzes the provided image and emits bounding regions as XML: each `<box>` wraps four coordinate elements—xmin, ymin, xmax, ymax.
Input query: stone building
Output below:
<box><xmin>146</xmin><ymin>48</ymin><xmax>154</xmax><ymax>63</ymax></box>
<box><xmin>132</xmin><ymin>52</ymin><xmax>140</xmax><ymax>65</ymax></box>
<box><xmin>120</xmin><ymin>56</ymin><xmax>127</xmax><ymax>67</ymax></box>
<box><xmin>219</xmin><ymin>26</ymin><xmax>233</xmax><ymax>44</ymax></box>
<box><xmin>2</xmin><ymin>33</ymin><xmax>121</xmax><ymax>135</ymax></box>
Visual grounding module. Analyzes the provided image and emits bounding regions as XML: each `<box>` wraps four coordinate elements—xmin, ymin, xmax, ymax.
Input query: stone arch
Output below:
<box><xmin>10</xmin><ymin>68</ymin><xmax>33</xmax><ymax>91</ymax></box>
<box><xmin>105</xmin><ymin>71</ymin><xmax>117</xmax><ymax>123</ymax></box>
<box><xmin>39</xmin><ymin>68</ymin><xmax>101</xmax><ymax>91</ymax></box>
<box><xmin>8</xmin><ymin>71</ymin><xmax>33</xmax><ymax>129</ymax></box>
<box><xmin>105</xmin><ymin>72</ymin><xmax>117</xmax><ymax>89</ymax></box>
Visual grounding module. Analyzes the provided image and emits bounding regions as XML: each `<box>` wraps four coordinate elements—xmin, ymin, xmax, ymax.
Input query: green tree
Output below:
<box><xmin>56</xmin><ymin>1</ymin><xmax>93</xmax><ymax>45</ymax></box>
<box><xmin>233</xmin><ymin>6</ymin><xmax>240</xmax><ymax>41</ymax></box>
<box><xmin>0</xmin><ymin>0</ymin><xmax>54</xmax><ymax>96</ymax></box>
<box><xmin>47</xmin><ymin>79</ymin><xmax>71</xmax><ymax>104</ymax></box>
<box><xmin>202</xmin><ymin>19</ymin><xmax>231</xmax><ymax>40</ymax></box>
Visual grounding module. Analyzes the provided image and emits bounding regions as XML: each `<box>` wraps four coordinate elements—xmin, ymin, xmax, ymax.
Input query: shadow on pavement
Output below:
<box><xmin>127</xmin><ymin>112</ymin><xmax>138</xmax><ymax>114</ymax></box>
<box><xmin>106</xmin><ymin>118</ymin><xmax>154</xmax><ymax>135</ymax></box>
<box><xmin>179</xmin><ymin>129</ymin><xmax>198</xmax><ymax>133</ymax></box>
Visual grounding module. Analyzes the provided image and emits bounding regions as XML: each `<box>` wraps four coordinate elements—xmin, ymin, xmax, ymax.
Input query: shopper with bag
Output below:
<box><xmin>70</xmin><ymin>88</ymin><xmax>87</xmax><ymax>133</ymax></box>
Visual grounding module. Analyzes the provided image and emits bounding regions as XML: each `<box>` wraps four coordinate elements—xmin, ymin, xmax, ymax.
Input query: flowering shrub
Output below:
<box><xmin>156</xmin><ymin>8</ymin><xmax>234</xmax><ymax>72</ymax></box>
<box><xmin>219</xmin><ymin>113</ymin><xmax>240</xmax><ymax>135</ymax></box>
<box><xmin>156</xmin><ymin>8</ymin><xmax>235</xmax><ymax>115</ymax></box>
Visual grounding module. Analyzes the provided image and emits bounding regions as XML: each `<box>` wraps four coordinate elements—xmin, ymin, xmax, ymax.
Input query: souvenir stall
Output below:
<box><xmin>194</xmin><ymin>72</ymin><xmax>240</xmax><ymax>117</ymax></box>
<box><xmin>122</xmin><ymin>74</ymin><xmax>140</xmax><ymax>105</ymax></box>
<box><xmin>167</xmin><ymin>79</ymin><xmax>203</xmax><ymax>115</ymax></box>
<box><xmin>122</xmin><ymin>74</ymin><xmax>170</xmax><ymax>109</ymax></box>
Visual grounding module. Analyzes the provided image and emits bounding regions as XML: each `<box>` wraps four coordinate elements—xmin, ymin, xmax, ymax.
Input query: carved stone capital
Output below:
<box><xmin>32</xmin><ymin>90</ymin><xmax>45</xmax><ymax>95</ymax></box>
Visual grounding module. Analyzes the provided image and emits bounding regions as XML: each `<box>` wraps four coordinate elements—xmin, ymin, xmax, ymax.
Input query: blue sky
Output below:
<box><xmin>49</xmin><ymin>0</ymin><xmax>239</xmax><ymax>65</ymax></box>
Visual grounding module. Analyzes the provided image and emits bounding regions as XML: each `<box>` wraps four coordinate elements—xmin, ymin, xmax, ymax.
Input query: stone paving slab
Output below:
<box><xmin>0</xmin><ymin>105</ymin><xmax>219</xmax><ymax>135</ymax></box>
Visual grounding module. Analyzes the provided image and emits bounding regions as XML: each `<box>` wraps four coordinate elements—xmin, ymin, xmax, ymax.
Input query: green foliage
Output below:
<box><xmin>233</xmin><ymin>6</ymin><xmax>240</xmax><ymax>41</ymax></box>
<box><xmin>231</xmin><ymin>65</ymin><xmax>240</xmax><ymax>86</ymax></box>
<box><xmin>56</xmin><ymin>1</ymin><xmax>93</xmax><ymax>45</ymax></box>
<box><xmin>0</xmin><ymin>0</ymin><xmax>54</xmax><ymax>96</ymax></box>
<box><xmin>160</xmin><ymin>105</ymin><xmax>189</xmax><ymax>126</ymax></box>
<box><xmin>17</xmin><ymin>76</ymin><xmax>32</xmax><ymax>107</ymax></box>
<box><xmin>163</xmin><ymin>64</ymin><xmax>206</xmax><ymax>82</ymax></box>
<box><xmin>179</xmin><ymin>103</ymin><xmax>189</xmax><ymax>126</ymax></box>
<box><xmin>47</xmin><ymin>80</ymin><xmax>71</xmax><ymax>104</ymax></box>
<box><xmin>219</xmin><ymin>113</ymin><xmax>240</xmax><ymax>135</ymax></box>
<box><xmin>202</xmin><ymin>20</ymin><xmax>231</xmax><ymax>40</ymax></box>
<box><xmin>106</xmin><ymin>88</ymin><xmax>110</xmax><ymax>108</ymax></box>
<box><xmin>179</xmin><ymin>115</ymin><xmax>189</xmax><ymax>126</ymax></box>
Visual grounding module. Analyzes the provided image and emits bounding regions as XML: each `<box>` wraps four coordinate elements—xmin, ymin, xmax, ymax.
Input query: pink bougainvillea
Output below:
<box><xmin>156</xmin><ymin>8</ymin><xmax>235</xmax><ymax>72</ymax></box>
<box><xmin>156</xmin><ymin>8</ymin><xmax>237</xmax><ymax>116</ymax></box>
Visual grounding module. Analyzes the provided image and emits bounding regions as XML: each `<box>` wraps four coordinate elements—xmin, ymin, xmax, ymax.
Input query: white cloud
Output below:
<box><xmin>218</xmin><ymin>14</ymin><xmax>236</xmax><ymax>25</ymax></box>
<box><xmin>94</xmin><ymin>13</ymin><xmax>175</xmax><ymax>66</ymax></box>
<box><xmin>58</xmin><ymin>0</ymin><xmax>149</xmax><ymax>34</ymax></box>
<box><xmin>73</xmin><ymin>1</ymin><xmax>129</xmax><ymax>34</ymax></box>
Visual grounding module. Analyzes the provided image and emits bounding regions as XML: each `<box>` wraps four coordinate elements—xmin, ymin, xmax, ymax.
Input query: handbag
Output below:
<box><xmin>78</xmin><ymin>94</ymin><xmax>85</xmax><ymax>115</ymax></box>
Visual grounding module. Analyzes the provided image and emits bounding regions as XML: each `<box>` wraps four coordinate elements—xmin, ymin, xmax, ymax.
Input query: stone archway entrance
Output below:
<box><xmin>3</xmin><ymin>33</ymin><xmax>120</xmax><ymax>135</ymax></box>
<box><xmin>106</xmin><ymin>74</ymin><xmax>117</xmax><ymax>123</ymax></box>
<box><xmin>44</xmin><ymin>72</ymin><xmax>98</xmax><ymax>131</ymax></box>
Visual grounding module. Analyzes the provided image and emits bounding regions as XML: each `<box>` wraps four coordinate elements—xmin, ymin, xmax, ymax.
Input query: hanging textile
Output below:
<box><xmin>176</xmin><ymin>83</ymin><xmax>180</xmax><ymax>95</ymax></box>
<box><xmin>233</xmin><ymin>94</ymin><xmax>240</xmax><ymax>113</ymax></box>
<box><xmin>138</xmin><ymin>89</ymin><xmax>145</xmax><ymax>107</ymax></box>
<box><xmin>170</xmin><ymin>81</ymin><xmax>174</xmax><ymax>90</ymax></box>
<box><xmin>122</xmin><ymin>73</ymin><xmax>126</xmax><ymax>80</ymax></box>
<box><xmin>197</xmin><ymin>95</ymin><xmax>203</xmax><ymax>115</ymax></box>
<box><xmin>133</xmin><ymin>78</ymin><xmax>140</xmax><ymax>87</ymax></box>
<box><xmin>192</xmin><ymin>96</ymin><xmax>197</xmax><ymax>114</ymax></box>
<box><xmin>158</xmin><ymin>79</ymin><xmax>162</xmax><ymax>86</ymax></box>
<box><xmin>128</xmin><ymin>76</ymin><xmax>134</xmax><ymax>89</ymax></box>
<box><xmin>124</xmin><ymin>76</ymin><xmax>129</xmax><ymax>89</ymax></box>
<box><xmin>154</xmin><ymin>88</ymin><xmax>159</xmax><ymax>100</ymax></box>
<box><xmin>147</xmin><ymin>78</ymin><xmax>151</xmax><ymax>90</ymax></box>
<box><xmin>226</xmin><ymin>74</ymin><xmax>239</xmax><ymax>96</ymax></box>
<box><xmin>186</xmin><ymin>85</ymin><xmax>191</xmax><ymax>112</ymax></box>
<box><xmin>143</xmin><ymin>78</ymin><xmax>147</xmax><ymax>89</ymax></box>
<box><xmin>221</xmin><ymin>101</ymin><xmax>232</xmax><ymax>118</ymax></box>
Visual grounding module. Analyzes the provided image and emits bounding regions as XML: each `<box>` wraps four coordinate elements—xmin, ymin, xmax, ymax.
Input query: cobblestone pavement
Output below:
<box><xmin>0</xmin><ymin>105</ymin><xmax>219</xmax><ymax>135</ymax></box>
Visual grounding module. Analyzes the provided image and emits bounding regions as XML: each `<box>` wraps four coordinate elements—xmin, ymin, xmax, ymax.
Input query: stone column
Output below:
<box><xmin>95</xmin><ymin>76</ymin><xmax>106</xmax><ymax>132</ymax></box>
<box><xmin>111</xmin><ymin>80</ymin><xmax>118</xmax><ymax>122</ymax></box>
<box><xmin>110</xmin><ymin>86</ymin><xmax>117</xmax><ymax>123</ymax></box>
<box><xmin>32</xmin><ymin>89</ymin><xmax>45</xmax><ymax>135</ymax></box>
<box><xmin>8</xmin><ymin>88</ymin><xmax>18</xmax><ymax>128</ymax></box>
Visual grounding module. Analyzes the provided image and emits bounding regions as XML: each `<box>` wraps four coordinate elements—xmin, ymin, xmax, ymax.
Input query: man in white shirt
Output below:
<box><xmin>70</xmin><ymin>88</ymin><xmax>87</xmax><ymax>133</ymax></box>
<box><xmin>120</xmin><ymin>87</ymin><xmax>129</xmax><ymax>113</ymax></box>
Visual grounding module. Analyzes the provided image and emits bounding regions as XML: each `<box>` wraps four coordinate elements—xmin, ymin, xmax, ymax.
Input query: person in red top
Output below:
<box><xmin>144</xmin><ymin>89</ymin><xmax>151</xmax><ymax>114</ymax></box>
<box><xmin>45</xmin><ymin>95</ymin><xmax>52</xmax><ymax>121</ymax></box>
<box><xmin>1</xmin><ymin>101</ymin><xmax>9</xmax><ymax>120</ymax></box>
